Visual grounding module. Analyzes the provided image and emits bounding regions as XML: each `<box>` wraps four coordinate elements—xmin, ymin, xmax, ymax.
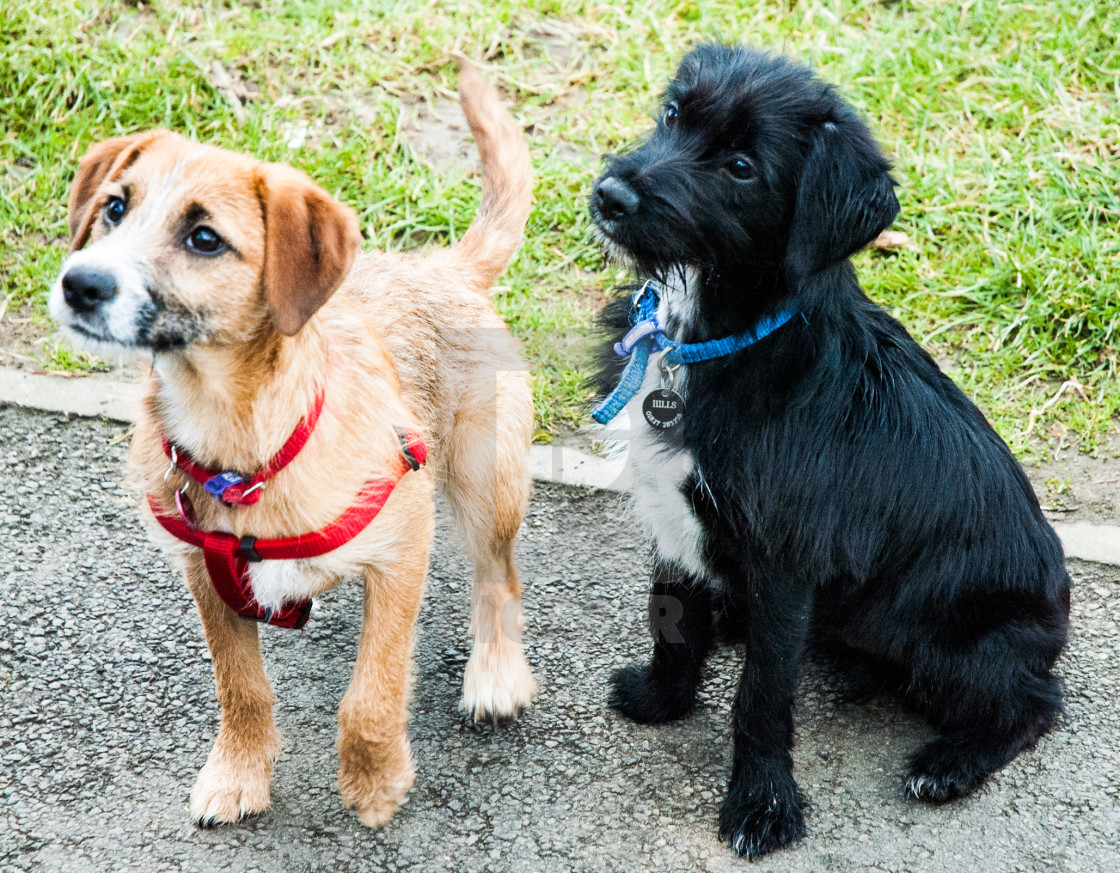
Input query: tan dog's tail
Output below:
<box><xmin>453</xmin><ymin>60</ymin><xmax>532</xmax><ymax>289</ymax></box>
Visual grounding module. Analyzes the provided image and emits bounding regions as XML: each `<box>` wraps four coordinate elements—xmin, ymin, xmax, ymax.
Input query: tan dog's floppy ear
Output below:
<box><xmin>68</xmin><ymin>131</ymin><xmax>164</xmax><ymax>251</ymax></box>
<box><xmin>258</xmin><ymin>165</ymin><xmax>362</xmax><ymax>336</ymax></box>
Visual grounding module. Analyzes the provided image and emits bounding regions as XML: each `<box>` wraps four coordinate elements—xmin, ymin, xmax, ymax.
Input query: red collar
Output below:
<box><xmin>150</xmin><ymin>422</ymin><xmax>428</xmax><ymax>630</ymax></box>
<box><xmin>161</xmin><ymin>389</ymin><xmax>326</xmax><ymax>506</ymax></box>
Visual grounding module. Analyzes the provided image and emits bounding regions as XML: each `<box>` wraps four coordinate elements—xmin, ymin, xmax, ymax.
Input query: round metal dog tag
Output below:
<box><xmin>643</xmin><ymin>389</ymin><xmax>685</xmax><ymax>430</ymax></box>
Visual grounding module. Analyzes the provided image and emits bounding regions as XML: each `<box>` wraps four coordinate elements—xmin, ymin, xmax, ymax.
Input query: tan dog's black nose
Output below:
<box><xmin>593</xmin><ymin>176</ymin><xmax>640</xmax><ymax>221</ymax></box>
<box><xmin>62</xmin><ymin>266</ymin><xmax>117</xmax><ymax>312</ymax></box>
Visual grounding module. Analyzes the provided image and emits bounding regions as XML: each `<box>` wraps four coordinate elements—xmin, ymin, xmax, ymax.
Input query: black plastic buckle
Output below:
<box><xmin>396</xmin><ymin>429</ymin><xmax>421</xmax><ymax>471</ymax></box>
<box><xmin>239</xmin><ymin>535</ymin><xmax>262</xmax><ymax>563</ymax></box>
<box><xmin>291</xmin><ymin>601</ymin><xmax>312</xmax><ymax>630</ymax></box>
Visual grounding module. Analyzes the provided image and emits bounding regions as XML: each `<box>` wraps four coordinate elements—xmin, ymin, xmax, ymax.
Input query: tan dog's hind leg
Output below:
<box><xmin>337</xmin><ymin>549</ymin><xmax>429</xmax><ymax>828</ymax></box>
<box><xmin>447</xmin><ymin>372</ymin><xmax>538</xmax><ymax>722</ymax></box>
<box><xmin>186</xmin><ymin>559</ymin><xmax>281</xmax><ymax>826</ymax></box>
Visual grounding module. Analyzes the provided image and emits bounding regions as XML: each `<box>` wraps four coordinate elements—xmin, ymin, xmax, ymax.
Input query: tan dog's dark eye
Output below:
<box><xmin>103</xmin><ymin>196</ymin><xmax>126</xmax><ymax>225</ymax></box>
<box><xmin>727</xmin><ymin>155</ymin><xmax>755</xmax><ymax>181</ymax></box>
<box><xmin>186</xmin><ymin>226</ymin><xmax>226</xmax><ymax>255</ymax></box>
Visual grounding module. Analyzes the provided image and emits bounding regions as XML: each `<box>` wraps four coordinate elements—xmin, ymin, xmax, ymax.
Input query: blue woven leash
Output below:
<box><xmin>591</xmin><ymin>281</ymin><xmax>799</xmax><ymax>424</ymax></box>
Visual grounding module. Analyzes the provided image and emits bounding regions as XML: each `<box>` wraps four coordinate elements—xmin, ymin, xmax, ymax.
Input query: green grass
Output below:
<box><xmin>2</xmin><ymin>0</ymin><xmax>1117</xmax><ymax>453</ymax></box>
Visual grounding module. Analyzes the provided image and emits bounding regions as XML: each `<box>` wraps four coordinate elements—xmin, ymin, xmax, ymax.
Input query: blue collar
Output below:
<box><xmin>591</xmin><ymin>281</ymin><xmax>799</xmax><ymax>424</ymax></box>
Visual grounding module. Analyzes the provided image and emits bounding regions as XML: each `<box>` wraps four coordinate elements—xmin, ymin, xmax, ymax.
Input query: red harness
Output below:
<box><xmin>149</xmin><ymin>398</ymin><xmax>427</xmax><ymax>630</ymax></box>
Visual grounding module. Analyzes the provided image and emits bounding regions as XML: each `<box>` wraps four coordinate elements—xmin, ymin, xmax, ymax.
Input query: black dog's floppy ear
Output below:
<box><xmin>784</xmin><ymin>113</ymin><xmax>899</xmax><ymax>282</ymax></box>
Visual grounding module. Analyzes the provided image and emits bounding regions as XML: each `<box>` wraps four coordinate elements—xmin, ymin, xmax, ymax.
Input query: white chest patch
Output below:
<box><xmin>628</xmin><ymin>422</ymin><xmax>708</xmax><ymax>579</ymax></box>
<box><xmin>601</xmin><ymin>268</ymin><xmax>709</xmax><ymax>579</ymax></box>
<box><xmin>243</xmin><ymin>537</ymin><xmax>388</xmax><ymax>613</ymax></box>
<box><xmin>247</xmin><ymin>559</ymin><xmax>319</xmax><ymax>613</ymax></box>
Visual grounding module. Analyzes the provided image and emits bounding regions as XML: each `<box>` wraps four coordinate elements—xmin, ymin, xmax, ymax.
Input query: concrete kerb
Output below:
<box><xmin>2</xmin><ymin>364</ymin><xmax>1117</xmax><ymax>566</ymax></box>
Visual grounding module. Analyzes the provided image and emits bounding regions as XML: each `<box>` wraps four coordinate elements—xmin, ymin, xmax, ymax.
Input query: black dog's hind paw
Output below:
<box><xmin>608</xmin><ymin>663</ymin><xmax>697</xmax><ymax>724</ymax></box>
<box><xmin>905</xmin><ymin>737</ymin><xmax>991</xmax><ymax>802</ymax></box>
<box><xmin>718</xmin><ymin>778</ymin><xmax>805</xmax><ymax>859</ymax></box>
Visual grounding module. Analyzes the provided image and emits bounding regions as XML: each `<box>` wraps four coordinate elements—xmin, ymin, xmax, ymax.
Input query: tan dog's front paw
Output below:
<box><xmin>462</xmin><ymin>639</ymin><xmax>539</xmax><ymax>723</ymax></box>
<box><xmin>338</xmin><ymin>735</ymin><xmax>415</xmax><ymax>828</ymax></box>
<box><xmin>189</xmin><ymin>751</ymin><xmax>274</xmax><ymax>827</ymax></box>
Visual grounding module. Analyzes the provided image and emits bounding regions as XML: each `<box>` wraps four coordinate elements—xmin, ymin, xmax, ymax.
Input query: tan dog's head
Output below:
<box><xmin>49</xmin><ymin>130</ymin><xmax>361</xmax><ymax>353</ymax></box>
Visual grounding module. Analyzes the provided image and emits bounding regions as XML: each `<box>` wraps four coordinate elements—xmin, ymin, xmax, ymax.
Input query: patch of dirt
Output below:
<box><xmin>0</xmin><ymin>306</ymin><xmax>49</xmax><ymax>369</ymax></box>
<box><xmin>524</xmin><ymin>23</ymin><xmax>586</xmax><ymax>74</ymax></box>
<box><xmin>0</xmin><ymin>303</ymin><xmax>142</xmax><ymax>378</ymax></box>
<box><xmin>1026</xmin><ymin>438</ymin><xmax>1120</xmax><ymax>526</ymax></box>
<box><xmin>398</xmin><ymin>95</ymin><xmax>479</xmax><ymax>174</ymax></box>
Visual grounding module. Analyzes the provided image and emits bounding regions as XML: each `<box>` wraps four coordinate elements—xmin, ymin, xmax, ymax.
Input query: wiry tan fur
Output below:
<box><xmin>54</xmin><ymin>62</ymin><xmax>537</xmax><ymax>828</ymax></box>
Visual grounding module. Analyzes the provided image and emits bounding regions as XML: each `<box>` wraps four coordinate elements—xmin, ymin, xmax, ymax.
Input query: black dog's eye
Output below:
<box><xmin>663</xmin><ymin>104</ymin><xmax>678</xmax><ymax>126</ymax></box>
<box><xmin>185</xmin><ymin>226</ymin><xmax>226</xmax><ymax>256</ymax></box>
<box><xmin>726</xmin><ymin>155</ymin><xmax>756</xmax><ymax>181</ymax></box>
<box><xmin>103</xmin><ymin>196</ymin><xmax>126</xmax><ymax>226</ymax></box>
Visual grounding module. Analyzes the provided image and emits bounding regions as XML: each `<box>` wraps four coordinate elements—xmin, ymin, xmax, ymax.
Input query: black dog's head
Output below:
<box><xmin>591</xmin><ymin>45</ymin><xmax>899</xmax><ymax>320</ymax></box>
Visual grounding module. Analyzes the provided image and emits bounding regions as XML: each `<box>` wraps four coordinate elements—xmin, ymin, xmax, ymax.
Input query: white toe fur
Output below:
<box><xmin>461</xmin><ymin>638</ymin><xmax>538</xmax><ymax>721</ymax></box>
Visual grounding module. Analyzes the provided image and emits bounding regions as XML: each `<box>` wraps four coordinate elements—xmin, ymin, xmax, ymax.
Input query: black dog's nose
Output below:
<box><xmin>61</xmin><ymin>266</ymin><xmax>118</xmax><ymax>312</ymax></box>
<box><xmin>593</xmin><ymin>176</ymin><xmax>640</xmax><ymax>221</ymax></box>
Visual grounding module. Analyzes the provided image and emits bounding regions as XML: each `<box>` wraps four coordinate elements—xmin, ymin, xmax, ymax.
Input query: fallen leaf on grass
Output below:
<box><xmin>868</xmin><ymin>230</ymin><xmax>919</xmax><ymax>252</ymax></box>
<box><xmin>208</xmin><ymin>61</ymin><xmax>244</xmax><ymax>123</ymax></box>
<box><xmin>205</xmin><ymin>60</ymin><xmax>261</xmax><ymax>124</ymax></box>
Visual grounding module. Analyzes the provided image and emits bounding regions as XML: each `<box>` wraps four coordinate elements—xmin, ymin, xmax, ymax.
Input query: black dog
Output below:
<box><xmin>590</xmin><ymin>45</ymin><xmax>1070</xmax><ymax>859</ymax></box>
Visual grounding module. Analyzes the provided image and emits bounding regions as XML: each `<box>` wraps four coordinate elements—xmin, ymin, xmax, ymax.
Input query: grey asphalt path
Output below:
<box><xmin>2</xmin><ymin>404</ymin><xmax>1119</xmax><ymax>873</ymax></box>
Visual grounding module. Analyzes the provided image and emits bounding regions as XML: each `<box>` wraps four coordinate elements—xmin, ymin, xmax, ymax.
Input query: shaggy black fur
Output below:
<box><xmin>590</xmin><ymin>45</ymin><xmax>1070</xmax><ymax>859</ymax></box>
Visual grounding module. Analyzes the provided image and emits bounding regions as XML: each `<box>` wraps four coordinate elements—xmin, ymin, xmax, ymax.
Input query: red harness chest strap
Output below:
<box><xmin>161</xmin><ymin>389</ymin><xmax>326</xmax><ymax>506</ymax></box>
<box><xmin>149</xmin><ymin>429</ymin><xmax>428</xmax><ymax>630</ymax></box>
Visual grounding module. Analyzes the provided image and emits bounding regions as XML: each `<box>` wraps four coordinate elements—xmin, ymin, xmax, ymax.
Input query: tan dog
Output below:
<box><xmin>48</xmin><ymin>64</ymin><xmax>537</xmax><ymax>828</ymax></box>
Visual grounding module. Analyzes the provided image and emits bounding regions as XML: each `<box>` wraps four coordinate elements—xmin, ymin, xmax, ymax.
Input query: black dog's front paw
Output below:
<box><xmin>718</xmin><ymin>775</ymin><xmax>805</xmax><ymax>859</ymax></box>
<box><xmin>608</xmin><ymin>663</ymin><xmax>697</xmax><ymax>724</ymax></box>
